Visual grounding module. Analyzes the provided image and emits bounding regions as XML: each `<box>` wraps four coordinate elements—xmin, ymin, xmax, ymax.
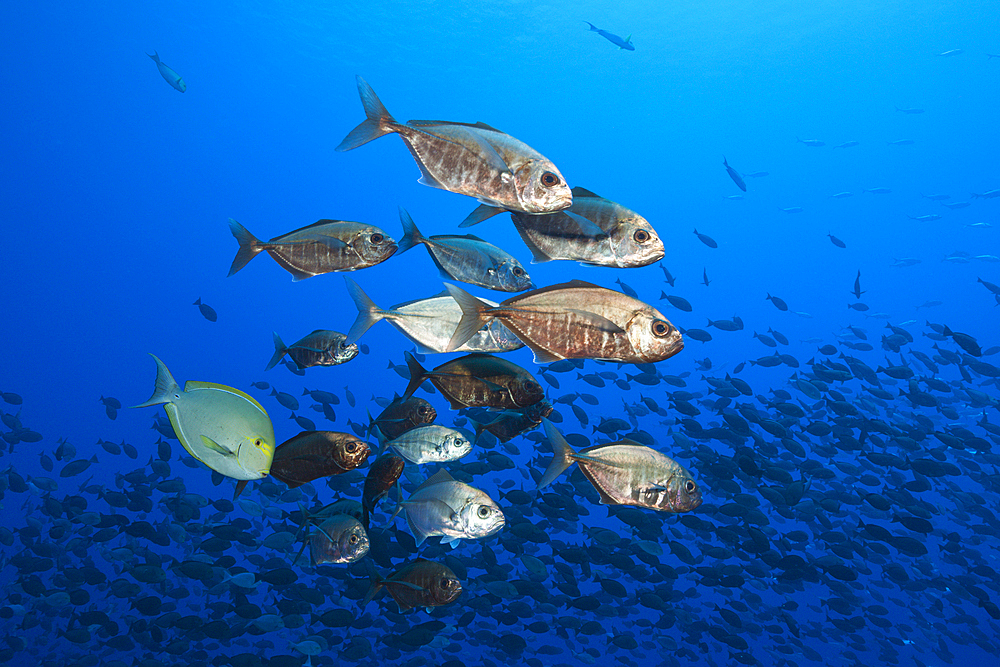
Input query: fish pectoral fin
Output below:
<box><xmin>440</xmin><ymin>535</ymin><xmax>461</xmax><ymax>546</ymax></box>
<box><xmin>391</xmin><ymin>580</ymin><xmax>428</xmax><ymax>592</ymax></box>
<box><xmin>566</xmin><ymin>309</ymin><xmax>626</xmax><ymax>334</ymax></box>
<box><xmin>200</xmin><ymin>435</ymin><xmax>236</xmax><ymax>457</ymax></box>
<box><xmin>475</xmin><ymin>377</ymin><xmax>506</xmax><ymax>392</ymax></box>
<box><xmin>456</xmin><ymin>125</ymin><xmax>513</xmax><ymax>176</ymax></box>
<box><xmin>564</xmin><ymin>211</ymin><xmax>609</xmax><ymax>239</ymax></box>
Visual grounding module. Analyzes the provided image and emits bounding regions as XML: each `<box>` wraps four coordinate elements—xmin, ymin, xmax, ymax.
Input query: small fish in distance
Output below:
<box><xmin>193</xmin><ymin>298</ymin><xmax>217</xmax><ymax>322</ymax></box>
<box><xmin>723</xmin><ymin>156</ymin><xmax>746</xmax><ymax>192</ymax></box>
<box><xmin>583</xmin><ymin>21</ymin><xmax>634</xmax><ymax>50</ymax></box>
<box><xmin>147</xmin><ymin>51</ymin><xmax>186</xmax><ymax>92</ymax></box>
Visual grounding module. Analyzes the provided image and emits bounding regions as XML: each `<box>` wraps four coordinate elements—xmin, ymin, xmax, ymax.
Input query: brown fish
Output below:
<box><xmin>265</xmin><ymin>330</ymin><xmax>358</xmax><ymax>371</ymax></box>
<box><xmin>227</xmin><ymin>218</ymin><xmax>397</xmax><ymax>281</ymax></box>
<box><xmin>336</xmin><ymin>76</ymin><xmax>572</xmax><ymax>215</ymax></box>
<box><xmin>369</xmin><ymin>394</ymin><xmax>436</xmax><ymax>441</ymax></box>
<box><xmin>362</xmin><ymin>453</ymin><xmax>406</xmax><ymax>530</ymax></box>
<box><xmin>360</xmin><ymin>558</ymin><xmax>462</xmax><ymax>611</ymax></box>
<box><xmin>269</xmin><ymin>431</ymin><xmax>371</xmax><ymax>489</ymax></box>
<box><xmin>538</xmin><ymin>419</ymin><xmax>702</xmax><ymax>513</ymax></box>
<box><xmin>446</xmin><ymin>280</ymin><xmax>684</xmax><ymax>365</ymax></box>
<box><xmin>403</xmin><ymin>352</ymin><xmax>545</xmax><ymax>410</ymax></box>
<box><xmin>473</xmin><ymin>400</ymin><xmax>553</xmax><ymax>443</ymax></box>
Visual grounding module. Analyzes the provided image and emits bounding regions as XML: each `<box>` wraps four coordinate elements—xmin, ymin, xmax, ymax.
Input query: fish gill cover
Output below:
<box><xmin>1</xmin><ymin>1</ymin><xmax>999</xmax><ymax>667</ymax></box>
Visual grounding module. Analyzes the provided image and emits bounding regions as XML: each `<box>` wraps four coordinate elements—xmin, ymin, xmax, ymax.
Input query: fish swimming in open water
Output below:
<box><xmin>147</xmin><ymin>51</ymin><xmax>186</xmax><ymax>92</ymax></box>
<box><xmin>583</xmin><ymin>21</ymin><xmax>635</xmax><ymax>50</ymax></box>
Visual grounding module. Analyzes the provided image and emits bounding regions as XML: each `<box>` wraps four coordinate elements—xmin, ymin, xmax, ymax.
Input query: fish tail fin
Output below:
<box><xmin>344</xmin><ymin>277</ymin><xmax>386</xmax><ymax>345</ymax></box>
<box><xmin>147</xmin><ymin>51</ymin><xmax>159</xmax><ymax>63</ymax></box>
<box><xmin>583</xmin><ymin>21</ymin><xmax>598</xmax><ymax>31</ymax></box>
<box><xmin>444</xmin><ymin>283</ymin><xmax>491</xmax><ymax>352</ymax></box>
<box><xmin>396</xmin><ymin>207</ymin><xmax>424</xmax><ymax>253</ymax></box>
<box><xmin>233</xmin><ymin>480</ymin><xmax>249</xmax><ymax>499</ymax></box>
<box><xmin>538</xmin><ymin>419</ymin><xmax>578</xmax><ymax>488</ymax></box>
<box><xmin>336</xmin><ymin>75</ymin><xmax>398</xmax><ymax>151</ymax></box>
<box><xmin>265</xmin><ymin>332</ymin><xmax>287</xmax><ymax>371</ymax></box>
<box><xmin>458</xmin><ymin>204</ymin><xmax>506</xmax><ymax>227</ymax></box>
<box><xmin>132</xmin><ymin>354</ymin><xmax>180</xmax><ymax>408</ymax></box>
<box><xmin>227</xmin><ymin>218</ymin><xmax>263</xmax><ymax>276</ymax></box>
<box><xmin>360</xmin><ymin>561</ymin><xmax>386</xmax><ymax>609</ymax></box>
<box><xmin>402</xmin><ymin>351</ymin><xmax>429</xmax><ymax>399</ymax></box>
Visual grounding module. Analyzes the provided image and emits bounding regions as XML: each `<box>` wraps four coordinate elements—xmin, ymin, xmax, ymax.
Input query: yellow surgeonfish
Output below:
<box><xmin>133</xmin><ymin>355</ymin><xmax>274</xmax><ymax>480</ymax></box>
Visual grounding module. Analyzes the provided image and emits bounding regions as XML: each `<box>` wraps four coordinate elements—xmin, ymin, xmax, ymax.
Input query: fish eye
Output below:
<box><xmin>418</xmin><ymin>406</ymin><xmax>429</xmax><ymax>416</ymax></box>
<box><xmin>652</xmin><ymin>320</ymin><xmax>671</xmax><ymax>337</ymax></box>
<box><xmin>512</xmin><ymin>267</ymin><xmax>524</xmax><ymax>277</ymax></box>
<box><xmin>477</xmin><ymin>506</ymin><xmax>490</xmax><ymax>518</ymax></box>
<box><xmin>346</xmin><ymin>442</ymin><xmax>357</xmax><ymax>453</ymax></box>
<box><xmin>370</xmin><ymin>233</ymin><xmax>384</xmax><ymax>244</ymax></box>
<box><xmin>255</xmin><ymin>440</ymin><xmax>262</xmax><ymax>448</ymax></box>
<box><xmin>541</xmin><ymin>171</ymin><xmax>560</xmax><ymax>187</ymax></box>
<box><xmin>440</xmin><ymin>578</ymin><xmax>452</xmax><ymax>589</ymax></box>
<box><xmin>633</xmin><ymin>229</ymin><xmax>650</xmax><ymax>243</ymax></box>
<box><xmin>685</xmin><ymin>481</ymin><xmax>697</xmax><ymax>494</ymax></box>
<box><xmin>349</xmin><ymin>534</ymin><xmax>359</xmax><ymax>544</ymax></box>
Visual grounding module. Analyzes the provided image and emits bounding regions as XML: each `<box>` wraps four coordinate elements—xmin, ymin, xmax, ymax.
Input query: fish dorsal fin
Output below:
<box><xmin>430</xmin><ymin>233</ymin><xmax>489</xmax><ymax>244</ymax></box>
<box><xmin>415</xmin><ymin>468</ymin><xmax>456</xmax><ymax>492</ymax></box>
<box><xmin>277</xmin><ymin>219</ymin><xmax>356</xmax><ymax>238</ymax></box>
<box><xmin>408</xmin><ymin>120</ymin><xmax>504</xmax><ymax>134</ymax></box>
<box><xmin>504</xmin><ymin>279</ymin><xmax>603</xmax><ymax>303</ymax></box>
<box><xmin>571</xmin><ymin>186</ymin><xmax>603</xmax><ymax>199</ymax></box>
<box><xmin>185</xmin><ymin>382</ymin><xmax>268</xmax><ymax>415</ymax></box>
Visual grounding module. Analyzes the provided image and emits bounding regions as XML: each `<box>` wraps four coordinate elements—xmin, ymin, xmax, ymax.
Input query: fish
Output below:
<box><xmin>309</xmin><ymin>513</ymin><xmax>370</xmax><ymax>565</ymax></box>
<box><xmin>472</xmin><ymin>400</ymin><xmax>553</xmax><ymax>443</ymax></box>
<box><xmin>660</xmin><ymin>264</ymin><xmax>676</xmax><ymax>286</ymax></box>
<box><xmin>796</xmin><ymin>137</ymin><xmax>825</xmax><ymax>146</ymax></box>
<box><xmin>834</xmin><ymin>141</ymin><xmax>859</xmax><ymax>148</ymax></box>
<box><xmin>701</xmin><ymin>268</ymin><xmax>711</xmax><ymax>287</ymax></box>
<box><xmin>146</xmin><ymin>51</ymin><xmax>186</xmax><ymax>92</ymax></box>
<box><xmin>693</xmin><ymin>229</ymin><xmax>718</xmax><ymax>248</ymax></box>
<box><xmin>583</xmin><ymin>21</ymin><xmax>634</xmax><ymax>50</ymax></box>
<box><xmin>766</xmin><ymin>293</ymin><xmax>788</xmax><ymax>311</ymax></box>
<box><xmin>498</xmin><ymin>187</ymin><xmax>664</xmax><ymax>268</ymax></box>
<box><xmin>661</xmin><ymin>294</ymin><xmax>693</xmax><ymax>312</ymax></box>
<box><xmin>446</xmin><ymin>281</ymin><xmax>684</xmax><ymax>365</ymax></box>
<box><xmin>265</xmin><ymin>330</ymin><xmax>358</xmax><ymax>371</ymax></box>
<box><xmin>895</xmin><ymin>106</ymin><xmax>925</xmax><ymax>114</ymax></box>
<box><xmin>888</xmin><ymin>139</ymin><xmax>915</xmax><ymax>146</ymax></box>
<box><xmin>227</xmin><ymin>218</ymin><xmax>396</xmax><ymax>280</ymax></box>
<box><xmin>193</xmin><ymin>298</ymin><xmax>217</xmax><ymax>322</ymax></box>
<box><xmin>745</xmin><ymin>171</ymin><xmax>770</xmax><ymax>177</ymax></box>
<box><xmin>267</xmin><ymin>431</ymin><xmax>371</xmax><ymax>490</ymax></box>
<box><xmin>361</xmin><ymin>558</ymin><xmax>462</xmax><ymax>611</ymax></box>
<box><xmin>403</xmin><ymin>352</ymin><xmax>546</xmax><ymax>410</ymax></box>
<box><xmin>370</xmin><ymin>394</ymin><xmax>437</xmax><ymax>441</ymax></box>
<box><xmin>378</xmin><ymin>424</ymin><xmax>473</xmax><ymax>465</ymax></box>
<box><xmin>362</xmin><ymin>453</ymin><xmax>405</xmax><ymax>529</ymax></box>
<box><xmin>132</xmin><ymin>355</ymin><xmax>275</xmax><ymax>481</ymax></box>
<box><xmin>396</xmin><ymin>208</ymin><xmax>533</xmax><ymax>292</ymax></box>
<box><xmin>336</xmin><ymin>76</ymin><xmax>572</xmax><ymax>214</ymax></box>
<box><xmin>723</xmin><ymin>157</ymin><xmax>746</xmax><ymax>192</ymax></box>
<box><xmin>343</xmin><ymin>279</ymin><xmax>523</xmax><ymax>353</ymax></box>
<box><xmin>937</xmin><ymin>49</ymin><xmax>963</xmax><ymax>56</ymax></box>
<box><xmin>827</xmin><ymin>233</ymin><xmax>846</xmax><ymax>248</ymax></box>
<box><xmin>395</xmin><ymin>468</ymin><xmax>504</xmax><ymax>546</ymax></box>
<box><xmin>864</xmin><ymin>187</ymin><xmax>892</xmax><ymax>194</ymax></box>
<box><xmin>538</xmin><ymin>420</ymin><xmax>702</xmax><ymax>512</ymax></box>
<box><xmin>852</xmin><ymin>271</ymin><xmax>865</xmax><ymax>299</ymax></box>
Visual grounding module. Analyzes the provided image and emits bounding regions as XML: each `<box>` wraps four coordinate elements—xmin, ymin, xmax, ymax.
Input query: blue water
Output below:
<box><xmin>2</xmin><ymin>2</ymin><xmax>999</xmax><ymax>666</ymax></box>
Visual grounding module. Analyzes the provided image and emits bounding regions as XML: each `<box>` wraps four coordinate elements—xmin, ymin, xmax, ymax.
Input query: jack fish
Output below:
<box><xmin>539</xmin><ymin>420</ymin><xmax>702</xmax><ymax>512</ymax></box>
<box><xmin>268</xmin><ymin>431</ymin><xmax>371</xmax><ymax>489</ymax></box>
<box><xmin>133</xmin><ymin>355</ymin><xmax>275</xmax><ymax>481</ymax></box>
<box><xmin>446</xmin><ymin>280</ymin><xmax>684</xmax><ymax>365</ymax></box>
<box><xmin>265</xmin><ymin>330</ymin><xmax>358</xmax><ymax>371</ymax></box>
<box><xmin>377</xmin><ymin>424</ymin><xmax>473</xmax><ymax>465</ymax></box>
<box><xmin>343</xmin><ymin>279</ymin><xmax>523</xmax><ymax>353</ymax></box>
<box><xmin>395</xmin><ymin>469</ymin><xmax>504</xmax><ymax>546</ymax></box>
<box><xmin>369</xmin><ymin>394</ymin><xmax>436</xmax><ymax>441</ymax></box>
<box><xmin>227</xmin><ymin>218</ymin><xmax>397</xmax><ymax>281</ymax></box>
<box><xmin>397</xmin><ymin>208</ymin><xmax>533</xmax><ymax>292</ymax></box>
<box><xmin>403</xmin><ymin>352</ymin><xmax>545</xmax><ymax>410</ymax></box>
<box><xmin>361</xmin><ymin>559</ymin><xmax>462</xmax><ymax>611</ymax></box>
<box><xmin>336</xmin><ymin>76</ymin><xmax>572</xmax><ymax>214</ymax></box>
<box><xmin>362</xmin><ymin>453</ymin><xmax>405</xmax><ymax>529</ymax></box>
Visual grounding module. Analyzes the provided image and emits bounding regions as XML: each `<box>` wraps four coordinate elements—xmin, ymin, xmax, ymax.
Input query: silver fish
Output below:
<box><xmin>446</xmin><ymin>280</ymin><xmax>684</xmax><ymax>365</ymax></box>
<box><xmin>227</xmin><ymin>218</ymin><xmax>397</xmax><ymax>281</ymax></box>
<box><xmin>378</xmin><ymin>424</ymin><xmax>473</xmax><ymax>465</ymax></box>
<box><xmin>342</xmin><ymin>278</ymin><xmax>523</xmax><ymax>353</ymax></box>
<box><xmin>265</xmin><ymin>330</ymin><xmax>358</xmax><ymax>371</ymax></box>
<box><xmin>337</xmin><ymin>76</ymin><xmax>572</xmax><ymax>214</ymax></box>
<box><xmin>538</xmin><ymin>419</ymin><xmax>702</xmax><ymax>513</ymax></box>
<box><xmin>501</xmin><ymin>187</ymin><xmax>664</xmax><ymax>268</ymax></box>
<box><xmin>310</xmin><ymin>513</ymin><xmax>370</xmax><ymax>565</ymax></box>
<box><xmin>397</xmin><ymin>208</ymin><xmax>532</xmax><ymax>292</ymax></box>
<box><xmin>396</xmin><ymin>468</ymin><xmax>504</xmax><ymax>546</ymax></box>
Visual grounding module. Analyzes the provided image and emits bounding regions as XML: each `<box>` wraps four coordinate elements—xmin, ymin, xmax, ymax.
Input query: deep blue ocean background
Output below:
<box><xmin>2</xmin><ymin>1</ymin><xmax>999</xmax><ymax>666</ymax></box>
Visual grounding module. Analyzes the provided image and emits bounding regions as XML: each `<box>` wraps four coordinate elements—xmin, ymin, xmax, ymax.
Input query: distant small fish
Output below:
<box><xmin>834</xmin><ymin>141</ymin><xmax>859</xmax><ymax>148</ymax></box>
<box><xmin>723</xmin><ymin>156</ymin><xmax>746</xmax><ymax>192</ymax></box>
<box><xmin>828</xmin><ymin>233</ymin><xmax>846</xmax><ymax>248</ymax></box>
<box><xmin>780</xmin><ymin>206</ymin><xmax>804</xmax><ymax>213</ymax></box>
<box><xmin>864</xmin><ymin>187</ymin><xmax>892</xmax><ymax>194</ymax></box>
<box><xmin>659</xmin><ymin>264</ymin><xmax>676</xmax><ymax>287</ymax></box>
<box><xmin>693</xmin><ymin>229</ymin><xmax>717</xmax><ymax>248</ymax></box>
<box><xmin>907</xmin><ymin>214</ymin><xmax>943</xmax><ymax>222</ymax></box>
<box><xmin>660</xmin><ymin>293</ymin><xmax>693</xmax><ymax>312</ymax></box>
<box><xmin>852</xmin><ymin>270</ymin><xmax>865</xmax><ymax>299</ymax></box>
<box><xmin>891</xmin><ymin>258</ymin><xmax>921</xmax><ymax>267</ymax></box>
<box><xmin>193</xmin><ymin>298</ymin><xmax>217</xmax><ymax>322</ymax></box>
<box><xmin>937</xmin><ymin>49</ymin><xmax>963</xmax><ymax>56</ymax></box>
<box><xmin>766</xmin><ymin>293</ymin><xmax>788</xmax><ymax>311</ymax></box>
<box><xmin>745</xmin><ymin>171</ymin><xmax>769</xmax><ymax>177</ymax></box>
<box><xmin>943</xmin><ymin>201</ymin><xmax>970</xmax><ymax>209</ymax></box>
<box><xmin>583</xmin><ymin>21</ymin><xmax>634</xmax><ymax>50</ymax></box>
<box><xmin>701</xmin><ymin>268</ymin><xmax>711</xmax><ymax>287</ymax></box>
<box><xmin>971</xmin><ymin>189</ymin><xmax>1000</xmax><ymax>199</ymax></box>
<box><xmin>895</xmin><ymin>106</ymin><xmax>924</xmax><ymax>114</ymax></box>
<box><xmin>146</xmin><ymin>51</ymin><xmax>186</xmax><ymax>92</ymax></box>
<box><xmin>922</xmin><ymin>193</ymin><xmax>951</xmax><ymax>200</ymax></box>
<box><xmin>796</xmin><ymin>137</ymin><xmax>825</xmax><ymax>147</ymax></box>
<box><xmin>887</xmin><ymin>139</ymin><xmax>915</xmax><ymax>146</ymax></box>
<box><xmin>829</xmin><ymin>192</ymin><xmax>852</xmax><ymax>199</ymax></box>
